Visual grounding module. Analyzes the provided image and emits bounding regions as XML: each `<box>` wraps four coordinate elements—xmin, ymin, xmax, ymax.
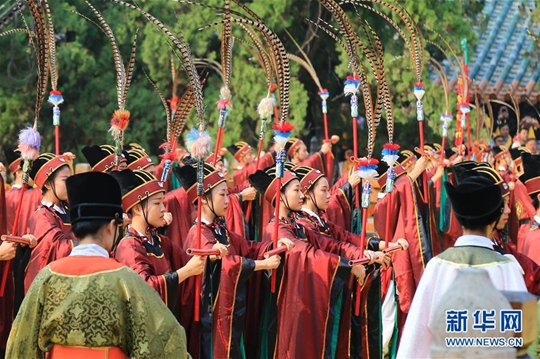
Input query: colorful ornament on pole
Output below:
<box><xmin>318</xmin><ymin>88</ymin><xmax>329</xmax><ymax>114</ymax></box>
<box><xmin>459</xmin><ymin>103</ymin><xmax>470</xmax><ymax>127</ymax></box>
<box><xmin>257</xmin><ymin>97</ymin><xmax>274</xmax><ymax>121</ymax></box>
<box><xmin>18</xmin><ymin>126</ymin><xmax>41</xmax><ymax>182</ymax></box>
<box><xmin>48</xmin><ymin>90</ymin><xmax>64</xmax><ymax>126</ymax></box>
<box><xmin>168</xmin><ymin>96</ymin><xmax>179</xmax><ymax>112</ymax></box>
<box><xmin>414</xmin><ymin>82</ymin><xmax>425</xmax><ymax>122</ymax></box>
<box><xmin>413</xmin><ymin>82</ymin><xmax>425</xmax><ymax>100</ymax></box>
<box><xmin>344</xmin><ymin>76</ymin><xmax>361</xmax><ymax>118</ymax></box>
<box><xmin>272</xmin><ymin>122</ymin><xmax>295</xmax><ymax>149</ymax></box>
<box><xmin>381</xmin><ymin>143</ymin><xmax>400</xmax><ymax>167</ymax></box>
<box><xmin>440</xmin><ymin>112</ymin><xmax>453</xmax><ymax>137</ymax></box>
<box><xmin>357</xmin><ymin>158</ymin><xmax>378</xmax><ymax>209</ymax></box>
<box><xmin>217</xmin><ymin>87</ymin><xmax>232</xmax><ymax>128</ymax></box>
<box><xmin>185</xmin><ymin>126</ymin><xmax>213</xmax><ymax>159</ymax></box>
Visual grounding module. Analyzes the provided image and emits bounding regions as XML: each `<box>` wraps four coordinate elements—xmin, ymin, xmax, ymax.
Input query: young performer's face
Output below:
<box><xmin>281</xmin><ymin>179</ymin><xmax>304</xmax><ymax>211</ymax></box>
<box><xmin>495</xmin><ymin>196</ymin><xmax>511</xmax><ymax>231</ymax></box>
<box><xmin>241</xmin><ymin>150</ymin><xmax>255</xmax><ymax>166</ymax></box>
<box><xmin>118</xmin><ymin>160</ymin><xmax>128</xmax><ymax>171</ymax></box>
<box><xmin>294</xmin><ymin>144</ymin><xmax>309</xmax><ymax>162</ymax></box>
<box><xmin>205</xmin><ymin>181</ymin><xmax>229</xmax><ymax>217</ymax></box>
<box><xmin>137</xmin><ymin>192</ymin><xmax>166</xmax><ymax>227</ymax></box>
<box><xmin>308</xmin><ymin>177</ymin><xmax>331</xmax><ymax>211</ymax></box>
<box><xmin>45</xmin><ymin>165</ymin><xmax>71</xmax><ymax>202</ymax></box>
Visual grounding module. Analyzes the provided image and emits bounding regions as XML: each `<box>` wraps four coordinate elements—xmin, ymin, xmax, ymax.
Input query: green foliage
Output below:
<box><xmin>0</xmin><ymin>0</ymin><xmax>482</xmax><ymax>163</ymax></box>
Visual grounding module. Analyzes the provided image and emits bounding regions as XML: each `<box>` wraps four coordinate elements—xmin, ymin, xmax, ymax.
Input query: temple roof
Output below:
<box><xmin>441</xmin><ymin>0</ymin><xmax>540</xmax><ymax>102</ymax></box>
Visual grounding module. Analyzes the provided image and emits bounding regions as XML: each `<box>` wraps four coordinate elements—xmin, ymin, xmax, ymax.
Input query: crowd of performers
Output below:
<box><xmin>1</xmin><ymin>135</ymin><xmax>539</xmax><ymax>358</ymax></box>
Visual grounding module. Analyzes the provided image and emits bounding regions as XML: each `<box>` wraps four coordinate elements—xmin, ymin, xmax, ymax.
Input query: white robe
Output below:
<box><xmin>396</xmin><ymin>235</ymin><xmax>527</xmax><ymax>359</ymax></box>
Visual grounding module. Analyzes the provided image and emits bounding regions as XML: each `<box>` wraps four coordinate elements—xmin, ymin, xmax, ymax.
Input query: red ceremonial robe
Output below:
<box><xmin>225</xmin><ymin>193</ymin><xmax>248</xmax><ymax>239</ymax></box>
<box><xmin>295</xmin><ymin>211</ymin><xmax>383</xmax><ymax>359</ymax></box>
<box><xmin>5</xmin><ymin>186</ymin><xmax>42</xmax><ymax>236</ymax></box>
<box><xmin>0</xmin><ymin>174</ymin><xmax>11</xmax><ymax>354</ymax></box>
<box><xmin>298</xmin><ymin>151</ymin><xmax>335</xmax><ymax>182</ymax></box>
<box><xmin>262</xmin><ymin>218</ymin><xmax>359</xmax><ymax>359</ymax></box>
<box><xmin>513</xmin><ymin>180</ymin><xmax>535</xmax><ymax>251</ymax></box>
<box><xmin>184</xmin><ymin>219</ymin><xmax>271</xmax><ymax>359</ymax></box>
<box><xmin>492</xmin><ymin>231</ymin><xmax>540</xmax><ymax>295</ymax></box>
<box><xmin>374</xmin><ymin>175</ymin><xmax>440</xmax><ymax>340</ymax></box>
<box><xmin>521</xmin><ymin>221</ymin><xmax>540</xmax><ymax>266</ymax></box>
<box><xmin>232</xmin><ymin>153</ymin><xmax>275</xmax><ymax>187</ymax></box>
<box><xmin>24</xmin><ymin>205</ymin><xmax>74</xmax><ymax>293</ymax></box>
<box><xmin>165</xmin><ymin>187</ymin><xmax>193</xmax><ymax>248</ymax></box>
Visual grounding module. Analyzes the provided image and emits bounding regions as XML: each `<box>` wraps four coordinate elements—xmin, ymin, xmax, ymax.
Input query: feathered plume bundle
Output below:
<box><xmin>48</xmin><ymin>90</ymin><xmax>64</xmax><ymax>107</ymax></box>
<box><xmin>18</xmin><ymin>126</ymin><xmax>41</xmax><ymax>162</ymax></box>
<box><xmin>185</xmin><ymin>127</ymin><xmax>212</xmax><ymax>159</ymax></box>
<box><xmin>413</xmin><ymin>82</ymin><xmax>425</xmax><ymax>101</ymax></box>
<box><xmin>318</xmin><ymin>88</ymin><xmax>329</xmax><ymax>101</ymax></box>
<box><xmin>344</xmin><ymin>75</ymin><xmax>361</xmax><ymax>96</ymax></box>
<box><xmin>357</xmin><ymin>158</ymin><xmax>379</xmax><ymax>181</ymax></box>
<box><xmin>272</xmin><ymin>122</ymin><xmax>294</xmax><ymax>149</ymax></box>
<box><xmin>258</xmin><ymin>97</ymin><xmax>274</xmax><ymax>120</ymax></box>
<box><xmin>109</xmin><ymin>109</ymin><xmax>131</xmax><ymax>138</ymax></box>
<box><xmin>216</xmin><ymin>86</ymin><xmax>232</xmax><ymax>113</ymax></box>
<box><xmin>381</xmin><ymin>143</ymin><xmax>400</xmax><ymax>167</ymax></box>
<box><xmin>168</xmin><ymin>96</ymin><xmax>179</xmax><ymax>112</ymax></box>
<box><xmin>440</xmin><ymin>112</ymin><xmax>453</xmax><ymax>136</ymax></box>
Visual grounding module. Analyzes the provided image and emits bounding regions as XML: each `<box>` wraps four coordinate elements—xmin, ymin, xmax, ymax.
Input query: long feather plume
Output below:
<box><xmin>25</xmin><ymin>0</ymin><xmax>49</xmax><ymax>125</ymax></box>
<box><xmin>84</xmin><ymin>0</ymin><xmax>126</xmax><ymax>110</ymax></box>
<box><xmin>112</xmin><ymin>0</ymin><xmax>205</xmax><ymax>127</ymax></box>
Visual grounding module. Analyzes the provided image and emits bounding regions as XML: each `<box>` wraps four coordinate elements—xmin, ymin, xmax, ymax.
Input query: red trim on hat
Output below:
<box><xmin>525</xmin><ymin>177</ymin><xmax>540</xmax><ymax>196</ymax></box>
<box><xmin>234</xmin><ymin>145</ymin><xmax>251</xmax><ymax>162</ymax></box>
<box><xmin>34</xmin><ymin>157</ymin><xmax>68</xmax><ymax>189</ymax></box>
<box><xmin>92</xmin><ymin>153</ymin><xmax>116</xmax><ymax>173</ymax></box>
<box><xmin>8</xmin><ymin>158</ymin><xmax>21</xmax><ymax>174</ymax></box>
<box><xmin>494</xmin><ymin>150</ymin><xmax>509</xmax><ymax>160</ymax></box>
<box><xmin>186</xmin><ymin>170</ymin><xmax>227</xmax><ymax>203</ymax></box>
<box><xmin>92</xmin><ymin>153</ymin><xmax>126</xmax><ymax>172</ymax></box>
<box><xmin>287</xmin><ymin>140</ymin><xmax>303</xmax><ymax>158</ymax></box>
<box><xmin>127</xmin><ymin>156</ymin><xmax>153</xmax><ymax>170</ymax></box>
<box><xmin>299</xmin><ymin>169</ymin><xmax>325</xmax><ymax>193</ymax></box>
<box><xmin>264</xmin><ymin>171</ymin><xmax>298</xmax><ymax>204</ymax></box>
<box><xmin>122</xmin><ymin>180</ymin><xmax>165</xmax><ymax>212</ymax></box>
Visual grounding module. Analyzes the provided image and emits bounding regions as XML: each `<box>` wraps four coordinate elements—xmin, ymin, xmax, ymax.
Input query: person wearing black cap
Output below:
<box><xmin>81</xmin><ymin>144</ymin><xmax>128</xmax><ymax>172</ymax></box>
<box><xmin>248</xmin><ymin>165</ymin><xmax>373</xmax><ymax>359</ymax></box>
<box><xmin>24</xmin><ymin>153</ymin><xmax>76</xmax><ymax>293</ymax></box>
<box><xmin>175</xmin><ymin>161</ymin><xmax>293</xmax><ymax>359</ymax></box>
<box><xmin>3</xmin><ymin>149</ymin><xmax>42</xmax><ymax>236</ymax></box>
<box><xmin>125</xmin><ymin>147</ymin><xmax>156</xmax><ymax>174</ymax></box>
<box><xmin>6</xmin><ymin>172</ymin><xmax>190</xmax><ymax>359</ymax></box>
<box><xmin>110</xmin><ymin>169</ymin><xmax>207</xmax><ymax>316</ymax></box>
<box><xmin>227</xmin><ymin>141</ymin><xmax>274</xmax><ymax>187</ymax></box>
<box><xmin>397</xmin><ymin>176</ymin><xmax>527</xmax><ymax>359</ymax></box>
<box><xmin>284</xmin><ymin>137</ymin><xmax>334</xmax><ymax>180</ymax></box>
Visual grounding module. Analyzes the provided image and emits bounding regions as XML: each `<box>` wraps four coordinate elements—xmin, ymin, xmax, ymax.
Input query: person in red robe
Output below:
<box><xmin>175</xmin><ymin>161</ymin><xmax>292</xmax><ymax>359</ymax></box>
<box><xmin>227</xmin><ymin>141</ymin><xmax>275</xmax><ymax>187</ymax></box>
<box><xmin>24</xmin><ymin>153</ymin><xmax>75</xmax><ymax>293</ymax></box>
<box><xmin>249</xmin><ymin>166</ymin><xmax>372</xmax><ymax>359</ymax></box>
<box><xmin>111</xmin><ymin>169</ymin><xmax>206</xmax><ymax>307</ymax></box>
<box><xmin>3</xmin><ymin>149</ymin><xmax>42</xmax><ymax>236</ymax></box>
<box><xmin>7</xmin><ymin>171</ymin><xmax>190</xmax><ymax>358</ymax></box>
<box><xmin>81</xmin><ymin>144</ymin><xmax>128</xmax><ymax>172</ymax></box>
<box><xmin>292</xmin><ymin>165</ymin><xmax>409</xmax><ymax>359</ymax></box>
<box><xmin>285</xmin><ymin>137</ymin><xmax>334</xmax><ymax>180</ymax></box>
<box><xmin>518</xmin><ymin>153</ymin><xmax>540</xmax><ymax>266</ymax></box>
